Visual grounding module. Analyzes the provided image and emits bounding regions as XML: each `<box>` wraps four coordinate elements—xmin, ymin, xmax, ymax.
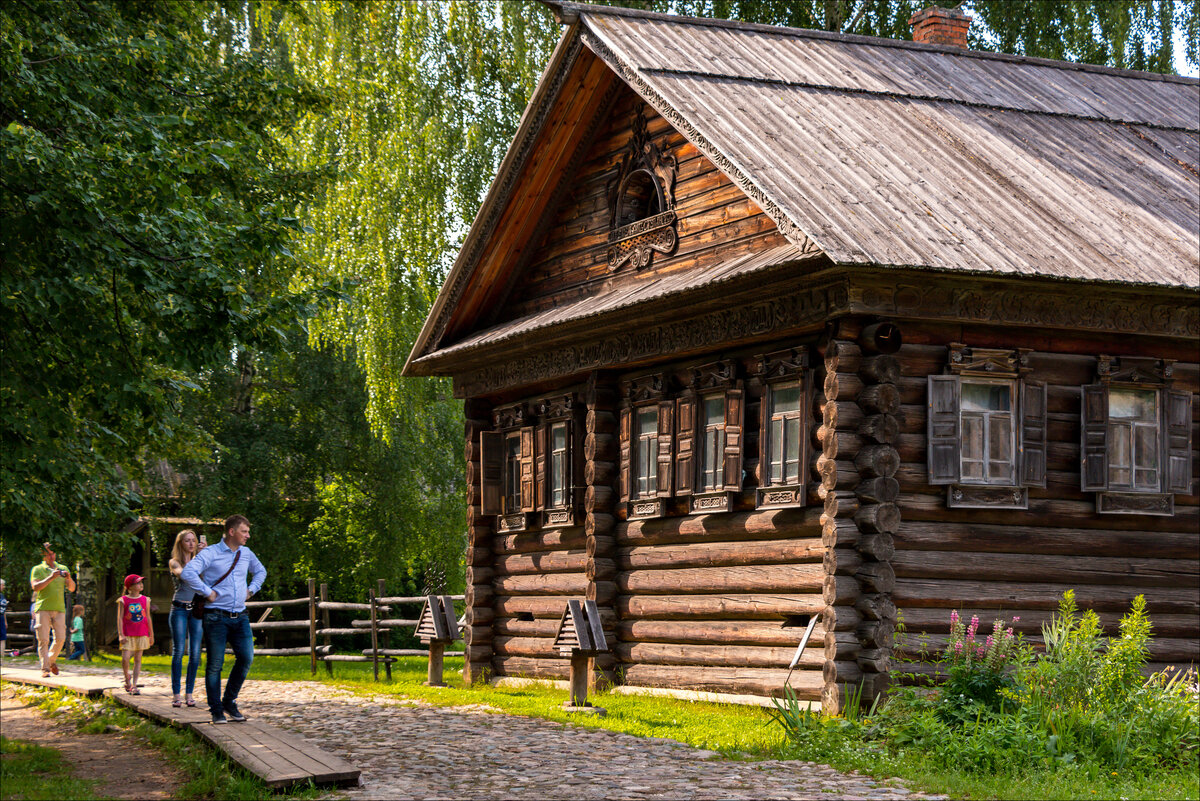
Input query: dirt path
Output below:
<box><xmin>0</xmin><ymin>686</ymin><xmax>185</xmax><ymax>800</ymax></box>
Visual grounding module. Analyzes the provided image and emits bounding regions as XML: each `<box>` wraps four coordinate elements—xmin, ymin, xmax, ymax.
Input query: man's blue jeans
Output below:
<box><xmin>170</xmin><ymin>607</ymin><xmax>203</xmax><ymax>696</ymax></box>
<box><xmin>203</xmin><ymin>611</ymin><xmax>253</xmax><ymax>717</ymax></box>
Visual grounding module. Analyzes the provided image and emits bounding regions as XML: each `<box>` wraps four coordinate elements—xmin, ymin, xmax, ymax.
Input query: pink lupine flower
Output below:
<box><xmin>955</xmin><ymin>641</ymin><xmax>963</xmax><ymax>654</ymax></box>
<box><xmin>986</xmin><ymin>635</ymin><xmax>994</xmax><ymax>648</ymax></box>
<box><xmin>950</xmin><ymin>610</ymin><xmax>959</xmax><ymax>625</ymax></box>
<box><xmin>1006</xmin><ymin>628</ymin><xmax>1015</xmax><ymax>638</ymax></box>
<box><xmin>1012</xmin><ymin>616</ymin><xmax>1020</xmax><ymax>623</ymax></box>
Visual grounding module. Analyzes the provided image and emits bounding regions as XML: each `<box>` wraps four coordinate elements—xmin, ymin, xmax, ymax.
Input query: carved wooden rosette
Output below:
<box><xmin>584</xmin><ymin>374</ymin><xmax>620</xmax><ymax>688</ymax></box>
<box><xmin>463</xmin><ymin>397</ymin><xmax>495</xmax><ymax>684</ymax></box>
<box><xmin>818</xmin><ymin>325</ymin><xmax>900</xmax><ymax>711</ymax></box>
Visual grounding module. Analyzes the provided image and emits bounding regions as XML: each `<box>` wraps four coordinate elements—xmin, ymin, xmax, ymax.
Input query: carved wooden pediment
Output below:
<box><xmin>947</xmin><ymin>343</ymin><xmax>1031</xmax><ymax>377</ymax></box>
<box><xmin>1098</xmin><ymin>355</ymin><xmax>1174</xmax><ymax>386</ymax></box>
<box><xmin>492</xmin><ymin>403</ymin><xmax>527</xmax><ymax>430</ymax></box>
<box><xmin>621</xmin><ymin>372</ymin><xmax>668</xmax><ymax>404</ymax></box>
<box><xmin>755</xmin><ymin>347</ymin><xmax>809</xmax><ymax>381</ymax></box>
<box><xmin>535</xmin><ymin>393</ymin><xmax>576</xmax><ymax>420</ymax></box>
<box><xmin>691</xmin><ymin>359</ymin><xmax>739</xmax><ymax>390</ymax></box>
<box><xmin>607</xmin><ymin>105</ymin><xmax>678</xmax><ymax>273</ymax></box>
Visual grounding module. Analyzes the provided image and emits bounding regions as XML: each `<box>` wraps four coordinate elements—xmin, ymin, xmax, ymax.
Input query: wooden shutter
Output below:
<box><xmin>723</xmin><ymin>388</ymin><xmax>744</xmax><ymax>491</ymax></box>
<box><xmin>656</xmin><ymin>399</ymin><xmax>674</xmax><ymax>497</ymax></box>
<box><xmin>927</xmin><ymin>375</ymin><xmax>961</xmax><ymax>485</ymax></box>
<box><xmin>519</xmin><ymin>426</ymin><xmax>535</xmax><ymax>512</ymax></box>
<box><xmin>675</xmin><ymin>394</ymin><xmax>696</xmax><ymax>496</ymax></box>
<box><xmin>1165</xmin><ymin>389</ymin><xmax>1193</xmax><ymax>494</ymax></box>
<box><xmin>480</xmin><ymin>431</ymin><xmax>504</xmax><ymax>515</ymax></box>
<box><xmin>618</xmin><ymin>407</ymin><xmax>632</xmax><ymax>502</ymax></box>
<box><xmin>534</xmin><ymin>424</ymin><xmax>548</xmax><ymax>511</ymax></box>
<box><xmin>1081</xmin><ymin>383</ymin><xmax>1109</xmax><ymax>492</ymax></box>
<box><xmin>1019</xmin><ymin>380</ymin><xmax>1048</xmax><ymax>488</ymax></box>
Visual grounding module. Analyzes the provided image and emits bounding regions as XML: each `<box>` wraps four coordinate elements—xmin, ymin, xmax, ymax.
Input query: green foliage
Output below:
<box><xmin>0</xmin><ymin>735</ymin><xmax>103</xmax><ymax>800</ymax></box>
<box><xmin>937</xmin><ymin>611</ymin><xmax>1030</xmax><ymax>725</ymax></box>
<box><xmin>0</xmin><ymin>0</ymin><xmax>338</xmax><ymax>563</ymax></box>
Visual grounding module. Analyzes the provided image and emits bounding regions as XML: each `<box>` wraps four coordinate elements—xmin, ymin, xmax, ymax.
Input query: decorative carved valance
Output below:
<box><xmin>1097</xmin><ymin>355</ymin><xmax>1174</xmax><ymax>386</ymax></box>
<box><xmin>607</xmin><ymin>106</ymin><xmax>678</xmax><ymax>273</ymax></box>
<box><xmin>621</xmin><ymin>373</ymin><xmax>668</xmax><ymax>405</ymax></box>
<box><xmin>691</xmin><ymin>359</ymin><xmax>739</xmax><ymax>391</ymax></box>
<box><xmin>947</xmin><ymin>344</ymin><xmax>1031</xmax><ymax>377</ymax></box>
<box><xmin>535</xmin><ymin>393</ymin><xmax>576</xmax><ymax>420</ymax></box>
<box><xmin>755</xmin><ymin>347</ymin><xmax>810</xmax><ymax>381</ymax></box>
<box><xmin>492</xmin><ymin>403</ymin><xmax>527</xmax><ymax>430</ymax></box>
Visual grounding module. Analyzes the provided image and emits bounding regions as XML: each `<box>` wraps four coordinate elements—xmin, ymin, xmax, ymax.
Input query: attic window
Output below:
<box><xmin>606</xmin><ymin>106</ymin><xmax>678</xmax><ymax>273</ymax></box>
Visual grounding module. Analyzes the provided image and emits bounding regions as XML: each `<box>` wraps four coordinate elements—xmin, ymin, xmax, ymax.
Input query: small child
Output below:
<box><xmin>67</xmin><ymin>603</ymin><xmax>86</xmax><ymax>660</ymax></box>
<box><xmin>117</xmin><ymin>574</ymin><xmax>153</xmax><ymax>694</ymax></box>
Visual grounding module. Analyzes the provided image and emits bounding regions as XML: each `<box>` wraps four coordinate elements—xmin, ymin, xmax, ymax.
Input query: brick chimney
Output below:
<box><xmin>908</xmin><ymin>5</ymin><xmax>972</xmax><ymax>49</ymax></box>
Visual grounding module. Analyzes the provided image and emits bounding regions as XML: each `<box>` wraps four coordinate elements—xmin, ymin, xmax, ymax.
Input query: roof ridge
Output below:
<box><xmin>549</xmin><ymin>1</ymin><xmax>1200</xmax><ymax>86</ymax></box>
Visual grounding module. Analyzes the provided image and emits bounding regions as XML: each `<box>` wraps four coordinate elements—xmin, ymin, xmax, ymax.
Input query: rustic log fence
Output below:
<box><xmin>3</xmin><ymin>608</ymin><xmax>36</xmax><ymax>653</ymax></box>
<box><xmin>3</xmin><ymin>581</ymin><xmax>465</xmax><ymax>682</ymax></box>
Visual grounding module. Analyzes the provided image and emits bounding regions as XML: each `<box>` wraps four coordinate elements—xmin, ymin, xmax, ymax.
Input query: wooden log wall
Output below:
<box><xmin>890</xmin><ymin>324</ymin><xmax>1200</xmax><ymax>675</ymax></box>
<box><xmin>817</xmin><ymin>327</ymin><xmax>901</xmax><ymax>711</ymax></box>
<box><xmin>464</xmin><ymin>398</ymin><xmax>494</xmax><ymax>684</ymax></box>
<box><xmin>585</xmin><ymin>375</ymin><xmax>620</xmax><ymax>687</ymax></box>
<box><xmin>500</xmin><ymin>85</ymin><xmax>788</xmax><ymax>322</ymax></box>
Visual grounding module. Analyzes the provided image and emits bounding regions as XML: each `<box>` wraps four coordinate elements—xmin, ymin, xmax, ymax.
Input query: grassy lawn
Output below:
<box><xmin>0</xmin><ymin>736</ymin><xmax>104</xmax><ymax>801</ymax></box>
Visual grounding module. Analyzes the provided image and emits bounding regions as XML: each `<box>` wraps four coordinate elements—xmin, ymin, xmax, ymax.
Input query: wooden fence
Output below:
<box><xmin>3</xmin><ymin>608</ymin><xmax>36</xmax><ymax>654</ymax></box>
<box><xmin>3</xmin><ymin>580</ymin><xmax>465</xmax><ymax>681</ymax></box>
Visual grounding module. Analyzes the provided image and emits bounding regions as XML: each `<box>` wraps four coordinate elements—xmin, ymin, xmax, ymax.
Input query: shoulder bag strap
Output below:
<box><xmin>209</xmin><ymin>549</ymin><xmax>242</xmax><ymax>589</ymax></box>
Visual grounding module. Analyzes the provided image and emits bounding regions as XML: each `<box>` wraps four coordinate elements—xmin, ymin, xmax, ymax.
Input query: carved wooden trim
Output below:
<box><xmin>756</xmin><ymin>485</ymin><xmax>804</xmax><ymax>509</ymax></box>
<box><xmin>535</xmin><ymin>393</ymin><xmax>577</xmax><ymax>420</ymax></box>
<box><xmin>453</xmin><ymin>282</ymin><xmax>847</xmax><ymax>397</ymax></box>
<box><xmin>946</xmin><ymin>485</ymin><xmax>1028</xmax><ymax>510</ymax></box>
<box><xmin>492</xmin><ymin>404</ymin><xmax>528</xmax><ymax>430</ymax></box>
<box><xmin>691</xmin><ymin>359</ymin><xmax>739</xmax><ymax>390</ymax></box>
<box><xmin>582</xmin><ymin>29</ymin><xmax>824</xmax><ymax>257</ymax></box>
<box><xmin>497</xmin><ymin>513</ymin><xmax>530</xmax><ymax>532</ymax></box>
<box><xmin>947</xmin><ymin>343</ymin><xmax>1031</xmax><ymax>377</ymax></box>
<box><xmin>754</xmin><ymin>346</ymin><xmax>810</xmax><ymax>381</ymax></box>
<box><xmin>689</xmin><ymin>491</ymin><xmax>735</xmax><ymax>514</ymax></box>
<box><xmin>1097</xmin><ymin>491</ymin><xmax>1174</xmax><ymax>516</ymax></box>
<box><xmin>1097</xmin><ymin>355</ymin><xmax>1175</xmax><ymax>386</ymax></box>
<box><xmin>607</xmin><ymin>105</ymin><xmax>679</xmax><ymax>273</ymax></box>
<box><xmin>620</xmin><ymin>373</ymin><xmax>668</xmax><ymax>404</ymax></box>
<box><xmin>627</xmin><ymin>499</ymin><xmax>667</xmax><ymax>519</ymax></box>
<box><xmin>851</xmin><ymin>275</ymin><xmax>1200</xmax><ymax>339</ymax></box>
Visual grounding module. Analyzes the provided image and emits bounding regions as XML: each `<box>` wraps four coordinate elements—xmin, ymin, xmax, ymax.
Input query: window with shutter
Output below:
<box><xmin>656</xmin><ymin>399</ymin><xmax>674</xmax><ymax>498</ymax></box>
<box><xmin>503</xmin><ymin>431</ymin><xmax>522</xmax><ymax>513</ymax></box>
<box><xmin>479</xmin><ymin>431</ymin><xmax>504</xmax><ymax>516</ymax></box>
<box><xmin>1019</xmin><ymin>381</ymin><xmax>1047</xmax><ymax>488</ymax></box>
<box><xmin>675</xmin><ymin>393</ymin><xmax>696</xmax><ymax>497</ymax></box>
<box><xmin>699</xmin><ymin>395</ymin><xmax>726</xmax><ymax>492</ymax></box>
<box><xmin>621</xmin><ymin>375</ymin><xmax>671</xmax><ymax>519</ymax></box>
<box><xmin>619</xmin><ymin>406</ymin><xmax>632</xmax><ymax>503</ymax></box>
<box><xmin>1086</xmin><ymin>356</ymin><xmax>1189</xmax><ymax>516</ymax></box>
<box><xmin>754</xmin><ymin>347</ymin><xmax>811</xmax><ymax>509</ymax></box>
<box><xmin>927</xmin><ymin>375</ymin><xmax>961</xmax><ymax>486</ymax></box>
<box><xmin>634</xmin><ymin>406</ymin><xmax>658</xmax><ymax>499</ymax></box>
<box><xmin>722</xmin><ymin>389</ymin><xmax>744</xmax><ymax>492</ymax></box>
<box><xmin>534</xmin><ymin>424</ymin><xmax>548</xmax><ymax>511</ymax></box>
<box><xmin>548</xmin><ymin>421</ymin><xmax>569</xmax><ymax>509</ymax></box>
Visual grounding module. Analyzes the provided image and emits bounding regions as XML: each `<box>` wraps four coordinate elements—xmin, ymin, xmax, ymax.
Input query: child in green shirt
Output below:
<box><xmin>67</xmin><ymin>603</ymin><xmax>86</xmax><ymax>660</ymax></box>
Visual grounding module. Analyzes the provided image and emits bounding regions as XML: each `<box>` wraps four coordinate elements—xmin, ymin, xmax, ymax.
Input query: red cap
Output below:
<box><xmin>124</xmin><ymin>574</ymin><xmax>144</xmax><ymax>588</ymax></box>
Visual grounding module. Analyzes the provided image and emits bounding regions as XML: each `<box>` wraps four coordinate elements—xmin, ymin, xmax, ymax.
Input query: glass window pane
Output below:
<box><xmin>1134</xmin><ymin>425</ymin><xmax>1158</xmax><ymax>470</ymax></box>
<box><xmin>772</xmin><ymin>385</ymin><xmax>802</xmax><ymax>414</ymax></box>
<box><xmin>961</xmin><ymin>415</ymin><xmax>984</xmax><ymax>461</ymax></box>
<box><xmin>704</xmin><ymin>397</ymin><xmax>724</xmax><ymax>427</ymax></box>
<box><xmin>1108</xmin><ymin>423</ymin><xmax>1132</xmax><ymax>487</ymax></box>
<box><xmin>552</xmin><ymin>424</ymin><xmax>566</xmax><ymax>451</ymax></box>
<box><xmin>636</xmin><ymin>408</ymin><xmax>657</xmax><ymax>439</ymax></box>
<box><xmin>785</xmin><ymin>416</ymin><xmax>801</xmax><ymax>483</ymax></box>
<box><xmin>1110</xmin><ymin>389</ymin><xmax>1156</xmax><ymax>421</ymax></box>
<box><xmin>769</xmin><ymin>418</ymin><xmax>783</xmax><ymax>483</ymax></box>
<box><xmin>990</xmin><ymin>416</ymin><xmax>1012</xmax><ymax>461</ymax></box>
<box><xmin>962</xmin><ymin>383</ymin><xmax>1010</xmax><ymax>412</ymax></box>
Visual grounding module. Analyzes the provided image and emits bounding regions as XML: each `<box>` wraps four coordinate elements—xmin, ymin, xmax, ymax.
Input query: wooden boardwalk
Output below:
<box><xmin>1</xmin><ymin>666</ymin><xmax>359</xmax><ymax>789</ymax></box>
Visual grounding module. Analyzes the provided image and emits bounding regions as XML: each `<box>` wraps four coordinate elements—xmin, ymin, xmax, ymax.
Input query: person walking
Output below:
<box><xmin>1</xmin><ymin>578</ymin><xmax>8</xmax><ymax>659</ymax></box>
<box><xmin>180</xmin><ymin>515</ymin><xmax>265</xmax><ymax>725</ymax></box>
<box><xmin>117</xmin><ymin>575</ymin><xmax>153</xmax><ymax>694</ymax></box>
<box><xmin>30</xmin><ymin>542</ymin><xmax>75</xmax><ymax>677</ymax></box>
<box><xmin>67</xmin><ymin>604</ymin><xmax>87</xmax><ymax>660</ymax></box>
<box><xmin>168</xmin><ymin>529</ymin><xmax>206</xmax><ymax>707</ymax></box>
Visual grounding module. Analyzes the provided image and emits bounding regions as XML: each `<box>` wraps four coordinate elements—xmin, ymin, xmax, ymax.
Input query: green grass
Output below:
<box><xmin>2</xmin><ymin>682</ymin><xmax>324</xmax><ymax>800</ymax></box>
<box><xmin>0</xmin><ymin>736</ymin><xmax>104</xmax><ymax>801</ymax></box>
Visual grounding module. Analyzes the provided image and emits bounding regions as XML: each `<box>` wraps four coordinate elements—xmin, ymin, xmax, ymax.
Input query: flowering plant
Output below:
<box><xmin>937</xmin><ymin>610</ymin><xmax>1031</xmax><ymax>725</ymax></box>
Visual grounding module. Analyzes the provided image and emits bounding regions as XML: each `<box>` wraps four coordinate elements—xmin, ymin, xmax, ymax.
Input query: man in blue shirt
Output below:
<box><xmin>181</xmin><ymin>514</ymin><xmax>265</xmax><ymax>724</ymax></box>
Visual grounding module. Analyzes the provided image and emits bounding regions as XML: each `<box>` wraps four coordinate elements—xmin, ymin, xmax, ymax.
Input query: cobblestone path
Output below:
<box><xmin>20</xmin><ymin>662</ymin><xmax>947</xmax><ymax>800</ymax></box>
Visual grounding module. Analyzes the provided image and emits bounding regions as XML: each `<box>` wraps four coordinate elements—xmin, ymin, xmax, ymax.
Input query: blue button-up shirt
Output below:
<box><xmin>180</xmin><ymin>540</ymin><xmax>265</xmax><ymax>614</ymax></box>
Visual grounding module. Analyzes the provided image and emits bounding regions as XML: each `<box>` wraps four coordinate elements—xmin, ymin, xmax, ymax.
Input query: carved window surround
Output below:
<box><xmin>754</xmin><ymin>347</ymin><xmax>811</xmax><ymax>510</ymax></box>
<box><xmin>607</xmin><ymin>105</ymin><xmax>678</xmax><ymax>273</ymax></box>
<box><xmin>620</xmin><ymin>373</ymin><xmax>673</xmax><ymax>520</ymax></box>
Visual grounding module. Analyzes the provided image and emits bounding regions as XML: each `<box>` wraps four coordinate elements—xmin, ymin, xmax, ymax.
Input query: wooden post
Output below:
<box><xmin>427</xmin><ymin>641</ymin><xmax>446</xmax><ymax>686</ymax></box>
<box><xmin>308</xmin><ymin>578</ymin><xmax>318</xmax><ymax>676</ymax></box>
<box><xmin>320</xmin><ymin>583</ymin><xmax>333</xmax><ymax>677</ymax></box>
<box><xmin>569</xmin><ymin>651</ymin><xmax>589</xmax><ymax>707</ymax></box>
<box><xmin>369</xmin><ymin>588</ymin><xmax>380</xmax><ymax>682</ymax></box>
<box><xmin>377</xmin><ymin>579</ymin><xmax>390</xmax><ymax>681</ymax></box>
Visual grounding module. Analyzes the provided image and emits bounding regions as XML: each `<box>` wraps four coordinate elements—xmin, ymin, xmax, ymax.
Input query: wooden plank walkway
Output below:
<box><xmin>0</xmin><ymin>665</ymin><xmax>124</xmax><ymax>697</ymax></box>
<box><xmin>2</xmin><ymin>667</ymin><xmax>359</xmax><ymax>789</ymax></box>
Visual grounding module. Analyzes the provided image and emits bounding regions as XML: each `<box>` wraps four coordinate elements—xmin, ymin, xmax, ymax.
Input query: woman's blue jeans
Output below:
<box><xmin>169</xmin><ymin>606</ymin><xmax>203</xmax><ymax>696</ymax></box>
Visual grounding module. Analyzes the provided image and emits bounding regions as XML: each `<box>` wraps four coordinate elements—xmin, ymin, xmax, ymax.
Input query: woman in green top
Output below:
<box><xmin>67</xmin><ymin>603</ymin><xmax>86</xmax><ymax>660</ymax></box>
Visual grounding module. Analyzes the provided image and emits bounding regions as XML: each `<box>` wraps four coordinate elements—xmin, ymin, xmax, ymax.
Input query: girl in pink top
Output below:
<box><xmin>117</xmin><ymin>574</ymin><xmax>154</xmax><ymax>694</ymax></box>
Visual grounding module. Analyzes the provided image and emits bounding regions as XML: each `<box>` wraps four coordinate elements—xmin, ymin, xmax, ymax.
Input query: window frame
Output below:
<box><xmin>754</xmin><ymin>346</ymin><xmax>812</xmax><ymax>510</ymax></box>
<box><xmin>619</xmin><ymin>374</ymin><xmax>673</xmax><ymax>519</ymax></box>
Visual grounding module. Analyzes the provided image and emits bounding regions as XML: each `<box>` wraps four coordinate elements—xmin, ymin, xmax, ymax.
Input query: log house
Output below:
<box><xmin>404</xmin><ymin>2</ymin><xmax>1200</xmax><ymax>710</ymax></box>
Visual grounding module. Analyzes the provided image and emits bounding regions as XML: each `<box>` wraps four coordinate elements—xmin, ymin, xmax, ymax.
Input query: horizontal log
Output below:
<box><xmin>823</xmin><ymin>401</ymin><xmax>864</xmax><ymax>431</ymax></box>
<box><xmin>350</xmin><ymin>619</ymin><xmax>419</xmax><ymax>628</ymax></box>
<box><xmin>617</xmin><ymin>593</ymin><xmax>824</xmax><ymax>620</ymax></box>
<box><xmin>855</xmin><ymin>503</ymin><xmax>901</xmax><ymax>535</ymax></box>
<box><xmin>892</xmin><ymin>549</ymin><xmax>1198</xmax><ymax>588</ymax></box>
<box><xmin>855</xmin><ymin>445</ymin><xmax>899</xmax><ymax>478</ymax></box>
<box><xmin>468</xmin><ymin>546</ymin><xmax>491</xmax><ymax>567</ymax></box>
<box><xmin>587</xmin><ymin>557</ymin><xmax>617</xmax><ymax>581</ymax></box>
<box><xmin>250</xmin><ymin>620</ymin><xmax>313</xmax><ymax>631</ymax></box>
<box><xmin>495</xmin><ymin>550</ymin><xmax>588</xmax><ymax>576</ymax></box>
<box><xmin>859</xmin><ymin>354</ymin><xmax>900</xmax><ymax>384</ymax></box>
<box><xmin>244</xmin><ymin>597</ymin><xmax>309</xmax><ymax>608</ymax></box>
<box><xmin>585</xmin><ymin>485</ymin><xmax>615</xmax><ymax>512</ymax></box>
<box><xmin>616</xmin><ymin>537</ymin><xmax>823</xmax><ymax>570</ymax></box>
<box><xmin>858</xmin><ymin>619</ymin><xmax>896</xmax><ymax>649</ymax></box>
<box><xmin>821</xmin><ymin>516</ymin><xmax>861</xmax><ymax>549</ymax></box>
<box><xmin>822</xmin><ymin>605</ymin><xmax>863</xmax><ymax>632</ymax></box>
<box><xmin>824</xmin><ymin>547</ymin><xmax>863</xmax><ymax>576</ymax></box>
<box><xmin>619</xmin><ymin>507</ymin><xmax>821</xmax><ymax>545</ymax></box>
<box><xmin>495</xmin><ymin>617</ymin><xmax>572</xmax><ymax>637</ymax></box>
<box><xmin>857</xmin><ymin>532</ymin><xmax>896</xmax><ymax>562</ymax></box>
<box><xmin>824</xmin><ymin>372</ymin><xmax>864</xmax><ymax>401</ymax></box>
<box><xmin>494</xmin><ymin>636</ymin><xmax>559</xmax><ymax>658</ymax></box>
<box><xmin>249</xmin><ymin>647</ymin><xmax>328</xmax><ymax>657</ymax></box>
<box><xmin>855</xmin><ymin>477</ymin><xmax>899</xmax><ymax>504</ymax></box>
<box><xmin>856</xmin><ymin>593</ymin><xmax>897</xmax><ymax>622</ymax></box>
<box><xmin>586</xmin><ymin>534</ymin><xmax>616</xmax><ymax>557</ymax></box>
<box><xmin>857</xmin><ymin>383</ymin><xmax>900</xmax><ymax>414</ymax></box>
<box><xmin>824</xmin><ymin>340</ymin><xmax>862</xmax><ymax>373</ymax></box>
<box><xmin>824</xmin><ymin>491</ymin><xmax>860</xmax><ymax>519</ymax></box>
<box><xmin>466</xmin><ymin>606</ymin><xmax>494</xmax><ymax>626</ymax></box>
<box><xmin>899</xmin><ymin>491</ymin><xmax>1200</xmax><ymax>534</ymax></box>
<box><xmin>362</xmin><ymin>649</ymin><xmax>464</xmax><ymax>657</ymax></box>
<box><xmin>585</xmin><ymin>409</ymin><xmax>618</xmax><ymax>435</ymax></box>
<box><xmin>858</xmin><ymin>648</ymin><xmax>891</xmax><ymax>674</ymax></box>
<box><xmin>584</xmin><ymin>460</ymin><xmax>617</xmax><ymax>485</ymax></box>
<box><xmin>820</xmin><ymin>429</ymin><xmax>863</xmax><ymax>459</ymax></box>
<box><xmin>615</xmin><ymin>642</ymin><xmax>819</xmax><ymax>670</ymax></box>
<box><xmin>316</xmin><ymin>602</ymin><xmax>389</xmax><ymax>613</ymax></box>
<box><xmin>617</xmin><ymin>619</ymin><xmax>828</xmax><ymax>647</ymax></box>
<box><xmin>817</xmin><ymin>456</ymin><xmax>859</xmax><ymax>492</ymax></box>
<box><xmin>493</xmin><ymin>528</ymin><xmax>587</xmax><ymax>554</ymax></box>
<box><xmin>618</xmin><ymin>564</ymin><xmax>824</xmax><ymax>595</ymax></box>
<box><xmin>466</xmin><ymin>583</ymin><xmax>494</xmax><ymax>608</ymax></box>
<box><xmin>492</xmin><ymin>655</ymin><xmax>571</xmax><ymax>680</ymax></box>
<box><xmin>464</xmin><ymin>624</ymin><xmax>493</xmax><ymax>644</ymax></box>
<box><xmin>825</xmin><ymin>632</ymin><xmax>865</xmax><ymax>661</ymax></box>
<box><xmin>584</xmin><ymin>433</ymin><xmax>618</xmax><ymax>462</ymax></box>
<box><xmin>585</xmin><ymin>513</ymin><xmax>615</xmax><ymax>537</ymax></box>
<box><xmin>464</xmin><ymin>644</ymin><xmax>492</xmax><ymax>662</ymax></box>
<box><xmin>856</xmin><ymin>562</ymin><xmax>896</xmax><ymax>593</ymax></box>
<box><xmin>591</xmin><ymin>581</ymin><xmax>618</xmax><ymax>606</ymax></box>
<box><xmin>823</xmin><ymin>575</ymin><xmax>862</xmax><ymax>606</ymax></box>
<box><xmin>494</xmin><ymin>595</ymin><xmax>581</xmax><ymax>617</ymax></box>
<box><xmin>621</xmin><ymin>664</ymin><xmax>823</xmax><ymax>700</ymax></box>
<box><xmin>320</xmin><ymin>654</ymin><xmax>395</xmax><ymax>663</ymax></box>
<box><xmin>466</xmin><ymin>565</ymin><xmax>494</xmax><ymax>585</ymax></box>
<box><xmin>894</xmin><ymin>521</ymin><xmax>1199</xmax><ymax>560</ymax></box>
<box><xmin>859</xmin><ymin>414</ymin><xmax>899</xmax><ymax>444</ymax></box>
<box><xmin>316</xmin><ymin>628</ymin><xmax>363</xmax><ymax>636</ymax></box>
<box><xmin>823</xmin><ymin>659</ymin><xmax>863</xmax><ymax>685</ymax></box>
<box><xmin>893</xmin><ymin>578</ymin><xmax>1200</xmax><ymax>614</ymax></box>
<box><xmin>493</xmin><ymin>572</ymin><xmax>589</xmax><ymax>596</ymax></box>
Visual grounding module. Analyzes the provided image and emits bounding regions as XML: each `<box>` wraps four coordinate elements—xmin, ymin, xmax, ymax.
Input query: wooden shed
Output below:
<box><xmin>403</xmin><ymin>2</ymin><xmax>1199</xmax><ymax>710</ymax></box>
